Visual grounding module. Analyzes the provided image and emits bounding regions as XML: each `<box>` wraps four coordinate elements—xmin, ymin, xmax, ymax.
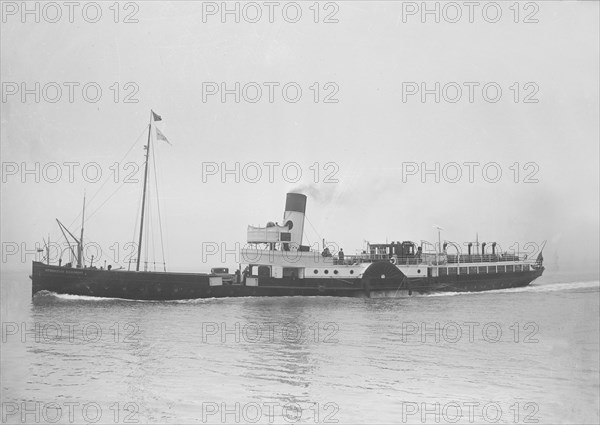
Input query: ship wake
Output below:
<box><xmin>32</xmin><ymin>290</ymin><xmax>218</xmax><ymax>304</ymax></box>
<box><xmin>423</xmin><ymin>280</ymin><xmax>599</xmax><ymax>298</ymax></box>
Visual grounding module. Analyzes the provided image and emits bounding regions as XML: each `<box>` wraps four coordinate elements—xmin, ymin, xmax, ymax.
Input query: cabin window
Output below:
<box><xmin>251</xmin><ymin>266</ymin><xmax>259</xmax><ymax>276</ymax></box>
<box><xmin>212</xmin><ymin>268</ymin><xmax>228</xmax><ymax>274</ymax></box>
<box><xmin>350</xmin><ymin>270</ymin><xmax>354</xmax><ymax>275</ymax></box>
<box><xmin>333</xmin><ymin>270</ymin><xmax>339</xmax><ymax>275</ymax></box>
<box><xmin>324</xmin><ymin>270</ymin><xmax>329</xmax><ymax>274</ymax></box>
<box><xmin>313</xmin><ymin>270</ymin><xmax>318</xmax><ymax>274</ymax></box>
<box><xmin>459</xmin><ymin>267</ymin><xmax>468</xmax><ymax>275</ymax></box>
<box><xmin>478</xmin><ymin>266</ymin><xmax>486</xmax><ymax>274</ymax></box>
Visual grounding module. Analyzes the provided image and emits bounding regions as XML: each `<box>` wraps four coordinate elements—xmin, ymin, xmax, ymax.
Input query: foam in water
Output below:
<box><xmin>424</xmin><ymin>280</ymin><xmax>599</xmax><ymax>297</ymax></box>
<box><xmin>32</xmin><ymin>280</ymin><xmax>599</xmax><ymax>303</ymax></box>
<box><xmin>33</xmin><ymin>290</ymin><xmax>218</xmax><ymax>304</ymax></box>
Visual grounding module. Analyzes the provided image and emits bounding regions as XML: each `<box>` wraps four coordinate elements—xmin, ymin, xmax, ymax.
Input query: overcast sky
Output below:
<box><xmin>1</xmin><ymin>1</ymin><xmax>598</xmax><ymax>274</ymax></box>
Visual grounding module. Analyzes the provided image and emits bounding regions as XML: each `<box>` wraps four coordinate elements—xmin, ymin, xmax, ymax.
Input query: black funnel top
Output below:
<box><xmin>285</xmin><ymin>193</ymin><xmax>307</xmax><ymax>214</ymax></box>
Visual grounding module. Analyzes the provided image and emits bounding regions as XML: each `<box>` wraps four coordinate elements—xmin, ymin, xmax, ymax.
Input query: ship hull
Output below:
<box><xmin>31</xmin><ymin>262</ymin><xmax>544</xmax><ymax>300</ymax></box>
<box><xmin>369</xmin><ymin>269</ymin><xmax>544</xmax><ymax>297</ymax></box>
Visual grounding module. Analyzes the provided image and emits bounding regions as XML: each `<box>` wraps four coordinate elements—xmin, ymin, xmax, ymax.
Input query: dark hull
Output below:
<box><xmin>431</xmin><ymin>270</ymin><xmax>545</xmax><ymax>292</ymax></box>
<box><xmin>31</xmin><ymin>262</ymin><xmax>544</xmax><ymax>300</ymax></box>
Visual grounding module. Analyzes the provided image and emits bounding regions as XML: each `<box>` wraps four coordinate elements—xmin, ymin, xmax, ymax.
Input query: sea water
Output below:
<box><xmin>1</xmin><ymin>270</ymin><xmax>598</xmax><ymax>424</ymax></box>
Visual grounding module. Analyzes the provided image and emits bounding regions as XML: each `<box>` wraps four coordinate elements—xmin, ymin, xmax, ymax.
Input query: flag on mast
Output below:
<box><xmin>156</xmin><ymin>127</ymin><xmax>172</xmax><ymax>145</ymax></box>
<box><xmin>152</xmin><ymin>110</ymin><xmax>162</xmax><ymax>122</ymax></box>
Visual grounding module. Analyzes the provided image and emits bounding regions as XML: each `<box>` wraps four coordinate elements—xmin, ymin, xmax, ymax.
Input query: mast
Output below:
<box><xmin>56</xmin><ymin>219</ymin><xmax>79</xmax><ymax>262</ymax></box>
<box><xmin>77</xmin><ymin>193</ymin><xmax>86</xmax><ymax>268</ymax></box>
<box><xmin>136</xmin><ymin>110</ymin><xmax>153</xmax><ymax>271</ymax></box>
<box><xmin>434</xmin><ymin>225</ymin><xmax>443</xmax><ymax>266</ymax></box>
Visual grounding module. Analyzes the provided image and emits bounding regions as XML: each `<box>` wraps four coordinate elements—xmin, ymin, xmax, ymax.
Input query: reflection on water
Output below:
<box><xmin>1</xmin><ymin>272</ymin><xmax>599</xmax><ymax>424</ymax></box>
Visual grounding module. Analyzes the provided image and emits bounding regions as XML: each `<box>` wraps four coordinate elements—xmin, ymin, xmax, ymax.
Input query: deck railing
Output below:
<box><xmin>446</xmin><ymin>253</ymin><xmax>526</xmax><ymax>264</ymax></box>
<box><xmin>332</xmin><ymin>252</ymin><xmax>535</xmax><ymax>266</ymax></box>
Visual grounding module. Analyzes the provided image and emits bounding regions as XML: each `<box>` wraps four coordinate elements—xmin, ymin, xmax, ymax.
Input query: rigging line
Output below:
<box><xmin>129</xmin><ymin>178</ymin><xmax>144</xmax><ymax>271</ymax></box>
<box><xmin>303</xmin><ymin>233</ymin><xmax>312</xmax><ymax>248</ymax></box>
<box><xmin>151</xmin><ymin>200</ymin><xmax>156</xmax><ymax>272</ymax></box>
<box><xmin>301</xmin><ymin>222</ymin><xmax>313</xmax><ymax>248</ymax></box>
<box><xmin>151</xmin><ymin>133</ymin><xmax>167</xmax><ymax>272</ymax></box>
<box><xmin>143</xmin><ymin>129</ymin><xmax>154</xmax><ymax>272</ymax></box>
<box><xmin>56</xmin><ymin>220</ymin><xmax>78</xmax><ymax>262</ymax></box>
<box><xmin>145</xmin><ymin>187</ymin><xmax>151</xmax><ymax>271</ymax></box>
<box><xmin>66</xmin><ymin>125</ymin><xmax>149</xmax><ymax>231</ymax></box>
<box><xmin>56</xmin><ymin>126</ymin><xmax>148</xmax><ymax>263</ymax></box>
<box><xmin>149</xmin><ymin>135</ymin><xmax>156</xmax><ymax>269</ymax></box>
<box><xmin>85</xmin><ymin>163</ymin><xmax>145</xmax><ymax>223</ymax></box>
<box><xmin>149</xmin><ymin>182</ymin><xmax>156</xmax><ymax>272</ymax></box>
<box><xmin>147</xmin><ymin>134</ymin><xmax>155</xmax><ymax>271</ymax></box>
<box><xmin>303</xmin><ymin>214</ymin><xmax>322</xmax><ymax>245</ymax></box>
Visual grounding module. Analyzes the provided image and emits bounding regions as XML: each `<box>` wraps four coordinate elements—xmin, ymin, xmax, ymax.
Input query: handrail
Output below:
<box><xmin>446</xmin><ymin>253</ymin><xmax>534</xmax><ymax>264</ymax></box>
<box><xmin>333</xmin><ymin>252</ymin><xmax>536</xmax><ymax>266</ymax></box>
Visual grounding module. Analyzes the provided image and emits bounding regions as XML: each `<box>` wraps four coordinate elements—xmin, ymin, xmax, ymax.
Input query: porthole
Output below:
<box><xmin>334</xmin><ymin>270</ymin><xmax>339</xmax><ymax>275</ymax></box>
<box><xmin>324</xmin><ymin>270</ymin><xmax>329</xmax><ymax>274</ymax></box>
<box><xmin>350</xmin><ymin>270</ymin><xmax>354</xmax><ymax>275</ymax></box>
<box><xmin>313</xmin><ymin>270</ymin><xmax>318</xmax><ymax>274</ymax></box>
<box><xmin>417</xmin><ymin>269</ymin><xmax>421</xmax><ymax>274</ymax></box>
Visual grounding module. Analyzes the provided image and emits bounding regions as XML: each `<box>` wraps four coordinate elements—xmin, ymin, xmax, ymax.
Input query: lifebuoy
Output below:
<box><xmin>390</xmin><ymin>256</ymin><xmax>397</xmax><ymax>265</ymax></box>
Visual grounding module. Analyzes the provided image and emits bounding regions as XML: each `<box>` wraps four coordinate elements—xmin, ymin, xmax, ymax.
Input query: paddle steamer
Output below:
<box><xmin>31</xmin><ymin>113</ymin><xmax>545</xmax><ymax>300</ymax></box>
